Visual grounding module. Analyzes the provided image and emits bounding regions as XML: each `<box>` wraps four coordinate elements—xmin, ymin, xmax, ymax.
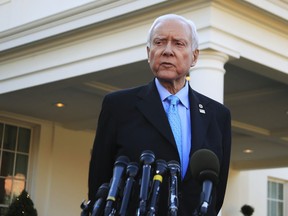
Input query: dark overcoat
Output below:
<box><xmin>88</xmin><ymin>79</ymin><xmax>231</xmax><ymax>216</ymax></box>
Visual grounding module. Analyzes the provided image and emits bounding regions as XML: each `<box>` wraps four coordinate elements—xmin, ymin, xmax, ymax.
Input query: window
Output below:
<box><xmin>0</xmin><ymin>122</ymin><xmax>32</xmax><ymax>215</ymax></box>
<box><xmin>267</xmin><ymin>180</ymin><xmax>285</xmax><ymax>216</ymax></box>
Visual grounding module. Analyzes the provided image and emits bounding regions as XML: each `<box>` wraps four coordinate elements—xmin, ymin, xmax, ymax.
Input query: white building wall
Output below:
<box><xmin>47</xmin><ymin>125</ymin><xmax>94</xmax><ymax>216</ymax></box>
<box><xmin>222</xmin><ymin>169</ymin><xmax>245</xmax><ymax>216</ymax></box>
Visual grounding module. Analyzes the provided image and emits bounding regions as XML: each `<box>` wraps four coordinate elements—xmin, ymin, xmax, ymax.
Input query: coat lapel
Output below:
<box><xmin>183</xmin><ymin>87</ymin><xmax>213</xmax><ymax>181</ymax></box>
<box><xmin>136</xmin><ymin>81</ymin><xmax>176</xmax><ymax>148</ymax></box>
<box><xmin>189</xmin><ymin>88</ymin><xmax>212</xmax><ymax>154</ymax></box>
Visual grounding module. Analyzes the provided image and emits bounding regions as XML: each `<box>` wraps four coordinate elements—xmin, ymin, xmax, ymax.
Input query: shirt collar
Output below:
<box><xmin>155</xmin><ymin>78</ymin><xmax>190</xmax><ymax>109</ymax></box>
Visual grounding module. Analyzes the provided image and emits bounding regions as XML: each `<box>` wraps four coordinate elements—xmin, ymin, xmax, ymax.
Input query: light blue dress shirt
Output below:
<box><xmin>155</xmin><ymin>78</ymin><xmax>191</xmax><ymax>178</ymax></box>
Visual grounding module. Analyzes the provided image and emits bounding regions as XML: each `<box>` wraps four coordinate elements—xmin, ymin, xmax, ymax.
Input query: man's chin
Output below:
<box><xmin>155</xmin><ymin>70</ymin><xmax>178</xmax><ymax>79</ymax></box>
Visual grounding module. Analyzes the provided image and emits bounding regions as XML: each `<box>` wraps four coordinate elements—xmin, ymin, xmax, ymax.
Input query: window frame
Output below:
<box><xmin>0</xmin><ymin>119</ymin><xmax>36</xmax><ymax>213</ymax></box>
<box><xmin>267</xmin><ymin>177</ymin><xmax>287</xmax><ymax>216</ymax></box>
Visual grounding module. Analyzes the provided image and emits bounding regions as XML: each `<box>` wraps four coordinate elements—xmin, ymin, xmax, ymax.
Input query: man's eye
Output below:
<box><xmin>176</xmin><ymin>42</ymin><xmax>185</xmax><ymax>46</ymax></box>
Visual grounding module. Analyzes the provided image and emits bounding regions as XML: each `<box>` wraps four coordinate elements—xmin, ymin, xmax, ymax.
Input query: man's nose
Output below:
<box><xmin>163</xmin><ymin>43</ymin><xmax>174</xmax><ymax>56</ymax></box>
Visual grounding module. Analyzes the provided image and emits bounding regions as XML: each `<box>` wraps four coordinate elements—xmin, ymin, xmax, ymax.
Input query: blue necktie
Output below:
<box><xmin>166</xmin><ymin>95</ymin><xmax>183</xmax><ymax>178</ymax></box>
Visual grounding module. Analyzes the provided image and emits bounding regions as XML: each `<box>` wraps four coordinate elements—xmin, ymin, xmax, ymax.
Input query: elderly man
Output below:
<box><xmin>88</xmin><ymin>14</ymin><xmax>231</xmax><ymax>216</ymax></box>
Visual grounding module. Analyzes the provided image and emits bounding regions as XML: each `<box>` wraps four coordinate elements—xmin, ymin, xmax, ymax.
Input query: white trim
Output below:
<box><xmin>0</xmin><ymin>0</ymin><xmax>10</xmax><ymax>5</ymax></box>
<box><xmin>0</xmin><ymin>0</ymin><xmax>168</xmax><ymax>51</ymax></box>
<box><xmin>0</xmin><ymin>44</ymin><xmax>147</xmax><ymax>94</ymax></box>
<box><xmin>243</xmin><ymin>0</ymin><xmax>288</xmax><ymax>20</ymax></box>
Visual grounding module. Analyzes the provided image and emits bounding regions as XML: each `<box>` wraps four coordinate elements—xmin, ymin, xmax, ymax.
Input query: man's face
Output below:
<box><xmin>147</xmin><ymin>19</ymin><xmax>198</xmax><ymax>82</ymax></box>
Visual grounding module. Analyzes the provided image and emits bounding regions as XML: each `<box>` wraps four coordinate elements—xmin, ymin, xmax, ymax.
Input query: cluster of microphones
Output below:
<box><xmin>81</xmin><ymin>149</ymin><xmax>220</xmax><ymax>216</ymax></box>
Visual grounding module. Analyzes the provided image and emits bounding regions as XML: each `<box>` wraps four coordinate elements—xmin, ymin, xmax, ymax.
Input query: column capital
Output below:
<box><xmin>189</xmin><ymin>49</ymin><xmax>230</xmax><ymax>103</ymax></box>
<box><xmin>191</xmin><ymin>49</ymin><xmax>230</xmax><ymax>75</ymax></box>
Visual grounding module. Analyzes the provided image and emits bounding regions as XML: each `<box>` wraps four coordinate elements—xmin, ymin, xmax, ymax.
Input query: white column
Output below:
<box><xmin>189</xmin><ymin>49</ymin><xmax>229</xmax><ymax>104</ymax></box>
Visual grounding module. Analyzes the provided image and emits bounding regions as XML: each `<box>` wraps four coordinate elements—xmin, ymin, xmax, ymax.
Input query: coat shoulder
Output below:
<box><xmin>102</xmin><ymin>83</ymin><xmax>150</xmax><ymax>108</ymax></box>
<box><xmin>192</xmin><ymin>89</ymin><xmax>230</xmax><ymax>115</ymax></box>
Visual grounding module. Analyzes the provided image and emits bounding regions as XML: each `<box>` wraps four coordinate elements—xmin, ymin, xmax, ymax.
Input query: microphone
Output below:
<box><xmin>147</xmin><ymin>159</ymin><xmax>168</xmax><ymax>216</ymax></box>
<box><xmin>190</xmin><ymin>149</ymin><xmax>220</xmax><ymax>216</ymax></box>
<box><xmin>136</xmin><ymin>150</ymin><xmax>155</xmax><ymax>216</ymax></box>
<box><xmin>167</xmin><ymin>160</ymin><xmax>181</xmax><ymax>216</ymax></box>
<box><xmin>80</xmin><ymin>200</ymin><xmax>91</xmax><ymax>216</ymax></box>
<box><xmin>119</xmin><ymin>162</ymin><xmax>139</xmax><ymax>216</ymax></box>
<box><xmin>104</xmin><ymin>155</ymin><xmax>130</xmax><ymax>216</ymax></box>
<box><xmin>91</xmin><ymin>183</ymin><xmax>110</xmax><ymax>216</ymax></box>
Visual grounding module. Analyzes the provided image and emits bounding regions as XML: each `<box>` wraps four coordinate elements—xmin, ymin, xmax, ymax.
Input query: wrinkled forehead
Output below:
<box><xmin>151</xmin><ymin>18</ymin><xmax>192</xmax><ymax>40</ymax></box>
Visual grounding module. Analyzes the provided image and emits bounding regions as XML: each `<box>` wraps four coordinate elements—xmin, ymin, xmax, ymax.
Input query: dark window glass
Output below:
<box><xmin>3</xmin><ymin>125</ymin><xmax>17</xmax><ymax>151</ymax></box>
<box><xmin>17</xmin><ymin>128</ymin><xmax>31</xmax><ymax>153</ymax></box>
<box><xmin>0</xmin><ymin>151</ymin><xmax>14</xmax><ymax>176</ymax></box>
<box><xmin>15</xmin><ymin>154</ymin><xmax>28</xmax><ymax>177</ymax></box>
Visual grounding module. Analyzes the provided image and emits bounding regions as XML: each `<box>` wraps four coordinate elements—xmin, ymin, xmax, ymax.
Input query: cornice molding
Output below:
<box><xmin>0</xmin><ymin>0</ymin><xmax>169</xmax><ymax>51</ymax></box>
<box><xmin>1</xmin><ymin>0</ymin><xmax>287</xmax><ymax>53</ymax></box>
<box><xmin>0</xmin><ymin>0</ymin><xmax>287</xmax><ymax>82</ymax></box>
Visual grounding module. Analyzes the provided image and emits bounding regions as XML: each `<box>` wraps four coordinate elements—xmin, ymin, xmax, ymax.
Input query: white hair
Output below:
<box><xmin>147</xmin><ymin>14</ymin><xmax>199</xmax><ymax>51</ymax></box>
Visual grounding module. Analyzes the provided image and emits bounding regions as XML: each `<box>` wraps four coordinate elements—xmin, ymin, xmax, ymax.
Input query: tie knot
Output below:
<box><xmin>167</xmin><ymin>95</ymin><xmax>180</xmax><ymax>106</ymax></box>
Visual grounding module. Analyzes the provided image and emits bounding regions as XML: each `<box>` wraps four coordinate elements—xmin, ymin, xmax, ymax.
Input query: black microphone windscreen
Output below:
<box><xmin>155</xmin><ymin>159</ymin><xmax>168</xmax><ymax>175</ymax></box>
<box><xmin>190</xmin><ymin>149</ymin><xmax>220</xmax><ymax>184</ymax></box>
<box><xmin>114</xmin><ymin>155</ymin><xmax>130</xmax><ymax>167</ymax></box>
<box><xmin>126</xmin><ymin>162</ymin><xmax>139</xmax><ymax>178</ymax></box>
<box><xmin>95</xmin><ymin>183</ymin><xmax>110</xmax><ymax>199</ymax></box>
<box><xmin>168</xmin><ymin>160</ymin><xmax>180</xmax><ymax>170</ymax></box>
<box><xmin>140</xmin><ymin>150</ymin><xmax>155</xmax><ymax>165</ymax></box>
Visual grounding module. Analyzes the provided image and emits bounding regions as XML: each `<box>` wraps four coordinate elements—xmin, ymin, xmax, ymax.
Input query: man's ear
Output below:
<box><xmin>146</xmin><ymin>46</ymin><xmax>150</xmax><ymax>62</ymax></box>
<box><xmin>191</xmin><ymin>49</ymin><xmax>199</xmax><ymax>67</ymax></box>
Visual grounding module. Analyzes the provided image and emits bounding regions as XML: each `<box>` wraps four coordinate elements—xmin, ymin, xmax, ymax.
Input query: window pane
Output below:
<box><xmin>278</xmin><ymin>183</ymin><xmax>283</xmax><ymax>199</ymax></box>
<box><xmin>278</xmin><ymin>202</ymin><xmax>283</xmax><ymax>216</ymax></box>
<box><xmin>17</xmin><ymin>128</ymin><xmax>31</xmax><ymax>153</ymax></box>
<box><xmin>268</xmin><ymin>181</ymin><xmax>271</xmax><ymax>198</ymax></box>
<box><xmin>267</xmin><ymin>199</ymin><xmax>271</xmax><ymax>216</ymax></box>
<box><xmin>0</xmin><ymin>206</ymin><xmax>8</xmax><ymax>216</ymax></box>
<box><xmin>0</xmin><ymin>151</ymin><xmax>15</xmax><ymax>176</ymax></box>
<box><xmin>3</xmin><ymin>125</ymin><xmax>17</xmax><ymax>150</ymax></box>
<box><xmin>0</xmin><ymin>178</ymin><xmax>10</xmax><ymax>205</ymax></box>
<box><xmin>271</xmin><ymin>200</ymin><xmax>276</xmax><ymax>215</ymax></box>
<box><xmin>15</xmin><ymin>154</ymin><xmax>28</xmax><ymax>177</ymax></box>
<box><xmin>0</xmin><ymin>176</ymin><xmax>17</xmax><ymax>213</ymax></box>
<box><xmin>270</xmin><ymin>182</ymin><xmax>277</xmax><ymax>198</ymax></box>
